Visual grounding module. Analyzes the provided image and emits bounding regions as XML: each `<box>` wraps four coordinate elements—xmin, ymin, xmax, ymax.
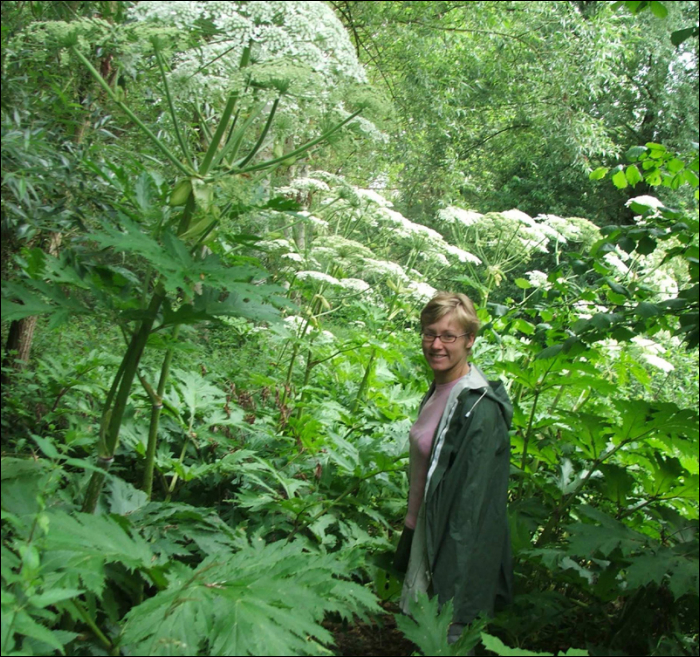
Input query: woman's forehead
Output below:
<box><xmin>423</xmin><ymin>313</ymin><xmax>463</xmax><ymax>333</ymax></box>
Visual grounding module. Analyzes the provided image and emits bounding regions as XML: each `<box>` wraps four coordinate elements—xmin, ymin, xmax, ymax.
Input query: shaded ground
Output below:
<box><xmin>326</xmin><ymin>602</ymin><xmax>417</xmax><ymax>656</ymax></box>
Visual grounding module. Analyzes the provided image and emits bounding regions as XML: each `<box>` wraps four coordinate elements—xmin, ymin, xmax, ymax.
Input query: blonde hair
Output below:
<box><xmin>420</xmin><ymin>292</ymin><xmax>480</xmax><ymax>339</ymax></box>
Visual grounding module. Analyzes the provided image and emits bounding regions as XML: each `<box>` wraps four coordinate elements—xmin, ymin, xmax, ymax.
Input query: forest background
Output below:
<box><xmin>1</xmin><ymin>1</ymin><xmax>698</xmax><ymax>656</ymax></box>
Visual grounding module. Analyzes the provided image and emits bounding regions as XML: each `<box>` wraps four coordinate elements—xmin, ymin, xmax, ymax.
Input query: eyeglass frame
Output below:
<box><xmin>420</xmin><ymin>331</ymin><xmax>471</xmax><ymax>344</ymax></box>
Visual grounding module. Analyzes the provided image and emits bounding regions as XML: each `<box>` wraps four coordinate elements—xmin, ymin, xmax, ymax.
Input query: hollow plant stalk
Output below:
<box><xmin>142</xmin><ymin>325</ymin><xmax>181</xmax><ymax>499</ymax></box>
<box><xmin>82</xmin><ymin>286</ymin><xmax>167</xmax><ymax>512</ymax></box>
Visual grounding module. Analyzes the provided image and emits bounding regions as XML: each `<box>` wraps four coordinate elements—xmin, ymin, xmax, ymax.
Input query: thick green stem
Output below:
<box><xmin>72</xmin><ymin>48</ymin><xmax>195</xmax><ymax>178</ymax></box>
<box><xmin>165</xmin><ymin>433</ymin><xmax>191</xmax><ymax>503</ymax></box>
<box><xmin>155</xmin><ymin>48</ymin><xmax>192</xmax><ymax>166</ymax></box>
<box><xmin>200</xmin><ymin>91</ymin><xmax>239</xmax><ymax>175</ymax></box>
<box><xmin>353</xmin><ymin>347</ymin><xmax>377</xmax><ymax>413</ymax></box>
<box><xmin>142</xmin><ymin>325</ymin><xmax>181</xmax><ymax>499</ymax></box>
<box><xmin>517</xmin><ymin>389</ymin><xmax>540</xmax><ymax>499</ymax></box>
<box><xmin>236</xmin><ymin>98</ymin><xmax>280</xmax><ymax>168</ymax></box>
<box><xmin>83</xmin><ymin>288</ymin><xmax>166</xmax><ymax>513</ymax></box>
<box><xmin>71</xmin><ymin>600</ymin><xmax>113</xmax><ymax>652</ymax></box>
<box><xmin>214</xmin><ymin>101</ymin><xmax>267</xmax><ymax>168</ymax></box>
<box><xmin>229</xmin><ymin>109</ymin><xmax>362</xmax><ymax>175</ymax></box>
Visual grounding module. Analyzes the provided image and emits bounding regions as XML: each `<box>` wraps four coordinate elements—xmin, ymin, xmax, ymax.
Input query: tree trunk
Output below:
<box><xmin>1</xmin><ymin>232</ymin><xmax>62</xmax><ymax>385</ymax></box>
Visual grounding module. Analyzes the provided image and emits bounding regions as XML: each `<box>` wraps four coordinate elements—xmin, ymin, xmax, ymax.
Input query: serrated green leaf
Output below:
<box><xmin>13</xmin><ymin>610</ymin><xmax>67</xmax><ymax>654</ymax></box>
<box><xmin>566</xmin><ymin>507</ymin><xmax>647</xmax><ymax>558</ymax></box>
<box><xmin>44</xmin><ymin>511</ymin><xmax>153</xmax><ymax>573</ymax></box>
<box><xmin>107</xmin><ymin>478</ymin><xmax>149</xmax><ymax>515</ymax></box>
<box><xmin>0</xmin><ymin>289</ymin><xmax>54</xmax><ymax>322</ymax></box>
<box><xmin>514</xmin><ymin>278</ymin><xmax>531</xmax><ymax>289</ymax></box>
<box><xmin>395</xmin><ymin>592</ymin><xmax>454</xmax><ymax>656</ymax></box>
<box><xmin>589</xmin><ymin>167</ymin><xmax>608</xmax><ymax>181</ymax></box>
<box><xmin>122</xmin><ymin>540</ymin><xmax>380</xmax><ymax>656</ymax></box>
<box><xmin>28</xmin><ymin>588</ymin><xmax>84</xmax><ymax>609</ymax></box>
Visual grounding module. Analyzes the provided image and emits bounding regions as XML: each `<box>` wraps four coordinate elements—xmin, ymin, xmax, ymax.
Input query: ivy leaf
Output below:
<box><xmin>625</xmin><ymin>146</ymin><xmax>648</xmax><ymax>161</ymax></box>
<box><xmin>635</xmin><ymin>302</ymin><xmax>661</xmax><ymax>318</ymax></box>
<box><xmin>535</xmin><ymin>344</ymin><xmax>564</xmax><ymax>360</ymax></box>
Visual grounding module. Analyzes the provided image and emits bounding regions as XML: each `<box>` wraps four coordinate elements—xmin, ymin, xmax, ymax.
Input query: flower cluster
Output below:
<box><xmin>130</xmin><ymin>1</ymin><xmax>367</xmax><ymax>103</ymax></box>
<box><xmin>437</xmin><ymin>207</ymin><xmax>484</xmax><ymax>227</ymax></box>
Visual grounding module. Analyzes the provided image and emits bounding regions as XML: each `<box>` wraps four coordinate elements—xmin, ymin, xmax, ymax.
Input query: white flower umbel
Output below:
<box><xmin>362</xmin><ymin>258</ymin><xmax>409</xmax><ymax>281</ymax></box>
<box><xmin>295</xmin><ymin>270</ymin><xmax>342</xmax><ymax>287</ymax></box>
<box><xmin>258</xmin><ymin>238</ymin><xmax>293</xmax><ymax>253</ymax></box>
<box><xmin>626</xmin><ymin>195</ymin><xmax>665</xmax><ymax>212</ymax></box>
<box><xmin>297</xmin><ymin>211</ymin><xmax>329</xmax><ymax>231</ymax></box>
<box><xmin>281</xmin><ymin>252</ymin><xmax>304</xmax><ymax>262</ymax></box>
<box><xmin>437</xmin><ymin>206</ymin><xmax>484</xmax><ymax>227</ymax></box>
<box><xmin>355</xmin><ymin>188</ymin><xmax>393</xmax><ymax>207</ymax></box>
<box><xmin>538</xmin><ymin>214</ymin><xmax>600</xmax><ymax>248</ymax></box>
<box><xmin>284</xmin><ymin>177</ymin><xmax>331</xmax><ymax>193</ymax></box>
<box><xmin>642</xmin><ymin>354</ymin><xmax>675</xmax><ymax>373</ymax></box>
<box><xmin>406</xmin><ymin>281</ymin><xmax>437</xmax><ymax>304</ymax></box>
<box><xmin>525</xmin><ymin>270</ymin><xmax>551</xmax><ymax>289</ymax></box>
<box><xmin>130</xmin><ymin>1</ymin><xmax>367</xmax><ymax>102</ymax></box>
<box><xmin>338</xmin><ymin>278</ymin><xmax>371</xmax><ymax>293</ymax></box>
<box><xmin>603</xmin><ymin>251</ymin><xmax>630</xmax><ymax>274</ymax></box>
<box><xmin>442</xmin><ymin>243</ymin><xmax>481</xmax><ymax>265</ymax></box>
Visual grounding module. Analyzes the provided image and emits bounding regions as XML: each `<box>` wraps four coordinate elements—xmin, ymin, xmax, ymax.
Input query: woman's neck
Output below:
<box><xmin>434</xmin><ymin>360</ymin><xmax>470</xmax><ymax>385</ymax></box>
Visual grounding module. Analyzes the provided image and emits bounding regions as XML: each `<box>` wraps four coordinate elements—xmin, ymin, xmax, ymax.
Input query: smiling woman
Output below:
<box><xmin>395</xmin><ymin>292</ymin><xmax>513</xmax><ymax>645</ymax></box>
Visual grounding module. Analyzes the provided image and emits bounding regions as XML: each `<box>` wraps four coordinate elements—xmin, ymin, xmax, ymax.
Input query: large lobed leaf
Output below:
<box><xmin>121</xmin><ymin>538</ymin><xmax>380</xmax><ymax>656</ymax></box>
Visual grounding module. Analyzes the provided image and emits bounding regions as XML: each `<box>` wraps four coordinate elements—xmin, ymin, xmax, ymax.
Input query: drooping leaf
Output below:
<box><xmin>121</xmin><ymin>539</ymin><xmax>380</xmax><ymax>656</ymax></box>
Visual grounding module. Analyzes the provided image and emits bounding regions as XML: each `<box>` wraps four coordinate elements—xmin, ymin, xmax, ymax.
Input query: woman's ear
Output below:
<box><xmin>465</xmin><ymin>334</ymin><xmax>476</xmax><ymax>350</ymax></box>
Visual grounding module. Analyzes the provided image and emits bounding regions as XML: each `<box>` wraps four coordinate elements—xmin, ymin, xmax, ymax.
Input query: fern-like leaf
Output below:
<box><xmin>121</xmin><ymin>539</ymin><xmax>380</xmax><ymax>656</ymax></box>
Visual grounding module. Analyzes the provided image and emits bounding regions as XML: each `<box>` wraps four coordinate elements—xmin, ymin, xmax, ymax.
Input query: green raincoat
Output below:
<box><xmin>404</xmin><ymin>367</ymin><xmax>514</xmax><ymax>625</ymax></box>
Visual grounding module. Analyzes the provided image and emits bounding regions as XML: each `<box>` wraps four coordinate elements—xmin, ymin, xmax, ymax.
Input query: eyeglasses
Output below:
<box><xmin>421</xmin><ymin>332</ymin><xmax>469</xmax><ymax>344</ymax></box>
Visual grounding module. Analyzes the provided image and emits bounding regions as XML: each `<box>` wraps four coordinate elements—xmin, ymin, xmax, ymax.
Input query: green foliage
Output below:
<box><xmin>395</xmin><ymin>592</ymin><xmax>483</xmax><ymax>656</ymax></box>
<box><xmin>2</xmin><ymin>1</ymin><xmax>699</xmax><ymax>656</ymax></box>
<box><xmin>1</xmin><ymin>456</ymin><xmax>380</xmax><ymax>656</ymax></box>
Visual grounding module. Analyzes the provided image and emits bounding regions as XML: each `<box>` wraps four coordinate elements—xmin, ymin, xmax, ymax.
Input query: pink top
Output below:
<box><xmin>404</xmin><ymin>377</ymin><xmax>462</xmax><ymax>529</ymax></box>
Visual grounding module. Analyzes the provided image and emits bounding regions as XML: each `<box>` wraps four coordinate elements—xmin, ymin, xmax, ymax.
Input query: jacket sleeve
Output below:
<box><xmin>425</xmin><ymin>391</ymin><xmax>512</xmax><ymax>625</ymax></box>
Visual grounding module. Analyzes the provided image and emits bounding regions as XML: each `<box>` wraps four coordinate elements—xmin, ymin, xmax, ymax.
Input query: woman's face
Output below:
<box><xmin>422</xmin><ymin>313</ymin><xmax>475</xmax><ymax>384</ymax></box>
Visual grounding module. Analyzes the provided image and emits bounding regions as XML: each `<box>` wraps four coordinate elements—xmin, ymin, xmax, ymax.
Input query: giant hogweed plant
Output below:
<box><xmin>2</xmin><ymin>1</ymin><xmax>373</xmax><ymax>512</ymax></box>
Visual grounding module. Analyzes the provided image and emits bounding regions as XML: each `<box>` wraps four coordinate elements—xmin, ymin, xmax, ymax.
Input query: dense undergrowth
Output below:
<box><xmin>2</xmin><ymin>1</ymin><xmax>699</xmax><ymax>656</ymax></box>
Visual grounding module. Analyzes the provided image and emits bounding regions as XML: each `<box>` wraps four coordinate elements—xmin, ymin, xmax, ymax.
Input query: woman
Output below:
<box><xmin>395</xmin><ymin>292</ymin><xmax>513</xmax><ymax>642</ymax></box>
